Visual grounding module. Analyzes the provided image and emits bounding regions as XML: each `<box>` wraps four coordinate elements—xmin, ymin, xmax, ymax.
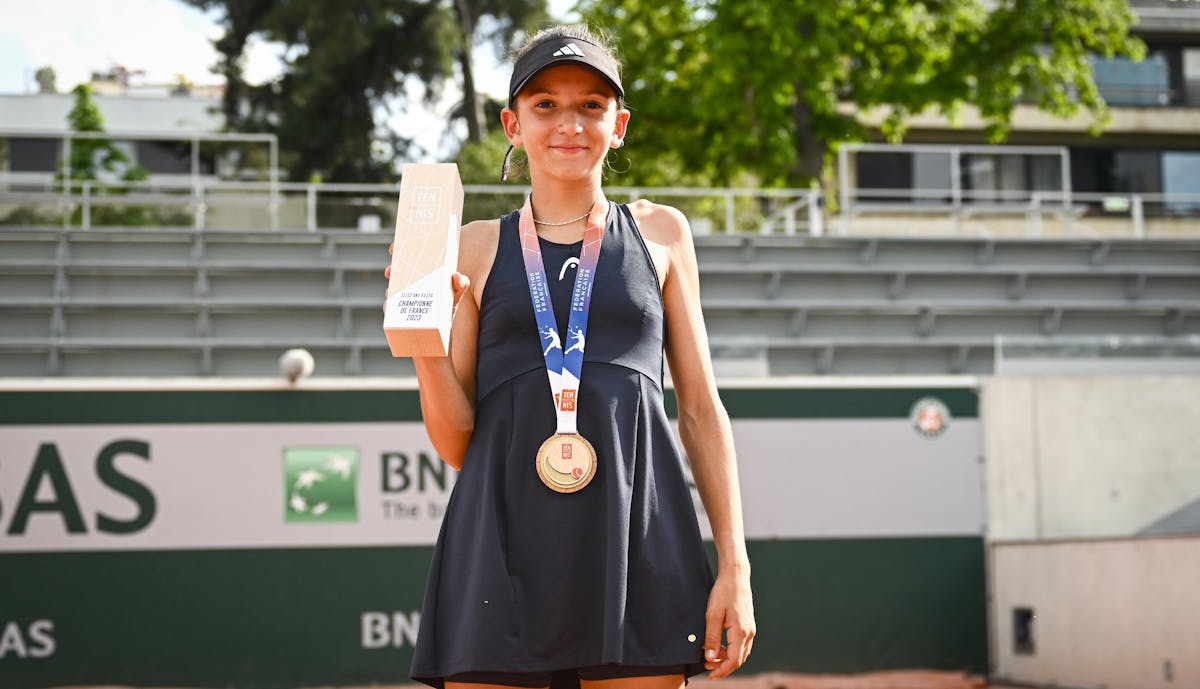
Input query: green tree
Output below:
<box><xmin>60</xmin><ymin>84</ymin><xmax>142</xmax><ymax>188</ymax></box>
<box><xmin>186</xmin><ymin>0</ymin><xmax>455</xmax><ymax>182</ymax></box>
<box><xmin>56</xmin><ymin>84</ymin><xmax>161</xmax><ymax>226</ymax></box>
<box><xmin>580</xmin><ymin>0</ymin><xmax>1144</xmax><ymax>187</ymax></box>
<box><xmin>34</xmin><ymin>66</ymin><xmax>57</xmax><ymax>94</ymax></box>
<box><xmin>185</xmin><ymin>0</ymin><xmax>546</xmax><ymax>182</ymax></box>
<box><xmin>454</xmin><ymin>128</ymin><xmax>522</xmax><ymax>219</ymax></box>
<box><xmin>452</xmin><ymin>0</ymin><xmax>549</xmax><ymax>143</ymax></box>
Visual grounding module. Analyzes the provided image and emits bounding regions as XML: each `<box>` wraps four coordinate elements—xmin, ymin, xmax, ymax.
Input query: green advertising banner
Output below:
<box><xmin>0</xmin><ymin>383</ymin><xmax>985</xmax><ymax>688</ymax></box>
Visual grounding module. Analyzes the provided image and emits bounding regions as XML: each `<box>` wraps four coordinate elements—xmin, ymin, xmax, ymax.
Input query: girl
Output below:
<box><xmin>387</xmin><ymin>24</ymin><xmax>755</xmax><ymax>689</ymax></box>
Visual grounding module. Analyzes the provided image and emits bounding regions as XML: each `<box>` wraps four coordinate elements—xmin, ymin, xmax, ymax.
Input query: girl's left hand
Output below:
<box><xmin>702</xmin><ymin>568</ymin><xmax>755</xmax><ymax>678</ymax></box>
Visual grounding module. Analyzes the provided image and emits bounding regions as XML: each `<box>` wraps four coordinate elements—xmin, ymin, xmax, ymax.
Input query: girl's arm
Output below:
<box><xmin>634</xmin><ymin>201</ymin><xmax>756</xmax><ymax>679</ymax></box>
<box><xmin>386</xmin><ymin>220</ymin><xmax>499</xmax><ymax>470</ymax></box>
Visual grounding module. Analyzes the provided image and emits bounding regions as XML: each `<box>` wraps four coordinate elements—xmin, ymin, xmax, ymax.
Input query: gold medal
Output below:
<box><xmin>536</xmin><ymin>433</ymin><xmax>597</xmax><ymax>493</ymax></box>
<box><xmin>519</xmin><ymin>196</ymin><xmax>609</xmax><ymax>495</ymax></box>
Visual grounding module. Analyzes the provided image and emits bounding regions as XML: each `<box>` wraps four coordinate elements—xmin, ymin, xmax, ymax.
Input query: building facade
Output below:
<box><xmin>0</xmin><ymin>72</ymin><xmax>224</xmax><ymax>190</ymax></box>
<box><xmin>849</xmin><ymin>0</ymin><xmax>1200</xmax><ymax>227</ymax></box>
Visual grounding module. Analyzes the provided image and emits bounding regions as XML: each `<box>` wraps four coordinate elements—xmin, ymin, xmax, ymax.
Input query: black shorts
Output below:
<box><xmin>446</xmin><ymin>664</ymin><xmax>689</xmax><ymax>688</ymax></box>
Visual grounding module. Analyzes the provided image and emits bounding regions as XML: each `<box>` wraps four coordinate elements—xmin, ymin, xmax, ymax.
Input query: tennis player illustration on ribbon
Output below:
<box><xmin>564</xmin><ymin>327</ymin><xmax>586</xmax><ymax>355</ymax></box>
<box><xmin>541</xmin><ymin>324</ymin><xmax>562</xmax><ymax>355</ymax></box>
<box><xmin>384</xmin><ymin>22</ymin><xmax>755</xmax><ymax>689</ymax></box>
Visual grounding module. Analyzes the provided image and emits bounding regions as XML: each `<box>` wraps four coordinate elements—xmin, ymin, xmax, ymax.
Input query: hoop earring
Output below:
<box><xmin>500</xmin><ymin>145</ymin><xmax>514</xmax><ymax>182</ymax></box>
<box><xmin>604</xmin><ymin>149</ymin><xmax>631</xmax><ymax>175</ymax></box>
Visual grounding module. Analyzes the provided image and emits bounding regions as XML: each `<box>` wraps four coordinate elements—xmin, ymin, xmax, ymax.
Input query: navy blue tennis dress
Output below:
<box><xmin>410</xmin><ymin>202</ymin><xmax>714</xmax><ymax>687</ymax></box>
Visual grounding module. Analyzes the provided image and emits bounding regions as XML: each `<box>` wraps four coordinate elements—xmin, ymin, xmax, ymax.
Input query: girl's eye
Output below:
<box><xmin>534</xmin><ymin>99</ymin><xmax>555</xmax><ymax>109</ymax></box>
<box><xmin>583</xmin><ymin>101</ymin><xmax>604</xmax><ymax>110</ymax></box>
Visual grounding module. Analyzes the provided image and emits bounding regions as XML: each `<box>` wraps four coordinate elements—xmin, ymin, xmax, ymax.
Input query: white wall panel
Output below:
<box><xmin>984</xmin><ymin>376</ymin><xmax>1200</xmax><ymax>541</ymax></box>
<box><xmin>991</xmin><ymin>537</ymin><xmax>1200</xmax><ymax>689</ymax></box>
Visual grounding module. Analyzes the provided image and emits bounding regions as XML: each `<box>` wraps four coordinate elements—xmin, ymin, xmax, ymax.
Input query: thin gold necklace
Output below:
<box><xmin>531</xmin><ymin>198</ymin><xmax>594</xmax><ymax>226</ymax></box>
<box><xmin>532</xmin><ymin>209</ymin><xmax>591</xmax><ymax>226</ymax></box>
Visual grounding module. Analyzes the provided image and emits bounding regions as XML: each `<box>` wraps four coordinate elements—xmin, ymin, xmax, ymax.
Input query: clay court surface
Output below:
<box><xmin>51</xmin><ymin>671</ymin><xmax>1023</xmax><ymax>689</ymax></box>
<box><xmin>688</xmin><ymin>672</ymin><xmax>999</xmax><ymax>689</ymax></box>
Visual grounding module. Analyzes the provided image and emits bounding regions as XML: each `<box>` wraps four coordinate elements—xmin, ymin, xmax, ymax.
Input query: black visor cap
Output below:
<box><xmin>507</xmin><ymin>37</ymin><xmax>624</xmax><ymax>107</ymax></box>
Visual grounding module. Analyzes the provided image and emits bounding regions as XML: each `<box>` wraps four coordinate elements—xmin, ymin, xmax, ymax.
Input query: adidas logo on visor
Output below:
<box><xmin>552</xmin><ymin>43</ymin><xmax>586</xmax><ymax>57</ymax></box>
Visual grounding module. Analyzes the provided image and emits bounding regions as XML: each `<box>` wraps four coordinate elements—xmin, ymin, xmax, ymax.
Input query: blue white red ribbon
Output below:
<box><xmin>518</xmin><ymin>195</ymin><xmax>608</xmax><ymax>435</ymax></box>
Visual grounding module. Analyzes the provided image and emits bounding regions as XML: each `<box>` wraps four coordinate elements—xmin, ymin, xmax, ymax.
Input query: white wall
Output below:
<box><xmin>983</xmin><ymin>375</ymin><xmax>1200</xmax><ymax>687</ymax></box>
<box><xmin>991</xmin><ymin>536</ymin><xmax>1200</xmax><ymax>689</ymax></box>
<box><xmin>983</xmin><ymin>376</ymin><xmax>1200</xmax><ymax>541</ymax></box>
<box><xmin>0</xmin><ymin>93</ymin><xmax>222</xmax><ymax>133</ymax></box>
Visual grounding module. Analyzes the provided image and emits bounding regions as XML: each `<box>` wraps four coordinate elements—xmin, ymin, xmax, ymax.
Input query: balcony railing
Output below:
<box><xmin>839</xmin><ymin>186</ymin><xmax>1200</xmax><ymax>238</ymax></box>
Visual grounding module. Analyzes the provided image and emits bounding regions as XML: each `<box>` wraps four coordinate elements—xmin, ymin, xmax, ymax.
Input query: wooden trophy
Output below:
<box><xmin>383</xmin><ymin>163</ymin><xmax>464</xmax><ymax>357</ymax></box>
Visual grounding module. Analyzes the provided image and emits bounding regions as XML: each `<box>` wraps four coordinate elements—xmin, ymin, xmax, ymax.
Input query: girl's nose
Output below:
<box><xmin>556</xmin><ymin>112</ymin><xmax>584</xmax><ymax>134</ymax></box>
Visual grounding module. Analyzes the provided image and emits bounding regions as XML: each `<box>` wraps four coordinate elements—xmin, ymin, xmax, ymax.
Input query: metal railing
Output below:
<box><xmin>3</xmin><ymin>136</ymin><xmax>1199</xmax><ymax>237</ymax></box>
<box><xmin>840</xmin><ymin>186</ymin><xmax>1200</xmax><ymax>238</ymax></box>
<box><xmin>1</xmin><ymin>129</ymin><xmax>281</xmax><ymax>227</ymax></box>
<box><xmin>4</xmin><ymin>175</ymin><xmax>1195</xmax><ymax>240</ymax></box>
<box><xmin>0</xmin><ymin>177</ymin><xmax>818</xmax><ymax>235</ymax></box>
<box><xmin>994</xmin><ymin>334</ymin><xmax>1200</xmax><ymax>376</ymax></box>
<box><xmin>5</xmin><ymin>176</ymin><xmax>1200</xmax><ymax>238</ymax></box>
<box><xmin>835</xmin><ymin>142</ymin><xmax>1200</xmax><ymax>237</ymax></box>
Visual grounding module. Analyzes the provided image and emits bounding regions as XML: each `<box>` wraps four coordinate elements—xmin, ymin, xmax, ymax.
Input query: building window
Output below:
<box><xmin>1131</xmin><ymin>41</ymin><xmax>1200</xmax><ymax>107</ymax></box>
<box><xmin>1184</xmin><ymin>48</ymin><xmax>1200</xmax><ymax>107</ymax></box>
<box><xmin>912</xmin><ymin>152</ymin><xmax>952</xmax><ymax>205</ymax></box>
<box><xmin>855</xmin><ymin>151</ymin><xmax>912</xmax><ymax>202</ymax></box>
<box><xmin>1092</xmin><ymin>53</ymin><xmax>1171</xmax><ymax>106</ymax></box>
<box><xmin>961</xmin><ymin>154</ymin><xmax>1063</xmax><ymax>204</ymax></box>
<box><xmin>8</xmin><ymin>138</ymin><xmax>60</xmax><ymax>172</ymax></box>
<box><xmin>1163</xmin><ymin>151</ymin><xmax>1200</xmax><ymax>216</ymax></box>
<box><xmin>1071</xmin><ymin>148</ymin><xmax>1163</xmax><ymax>195</ymax></box>
<box><xmin>855</xmin><ymin>150</ymin><xmax>1063</xmax><ymax>206</ymax></box>
<box><xmin>134</xmin><ymin>140</ymin><xmax>214</xmax><ymax>175</ymax></box>
<box><xmin>1069</xmin><ymin>147</ymin><xmax>1200</xmax><ymax>217</ymax></box>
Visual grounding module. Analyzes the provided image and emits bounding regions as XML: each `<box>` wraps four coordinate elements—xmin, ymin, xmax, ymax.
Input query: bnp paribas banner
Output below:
<box><xmin>1</xmin><ymin>423</ymin><xmax>458</xmax><ymax>552</ymax></box>
<box><xmin>0</xmin><ymin>383</ymin><xmax>985</xmax><ymax>688</ymax></box>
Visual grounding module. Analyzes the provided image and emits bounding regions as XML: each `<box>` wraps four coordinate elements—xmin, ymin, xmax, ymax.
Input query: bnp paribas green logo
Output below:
<box><xmin>283</xmin><ymin>447</ymin><xmax>359</xmax><ymax>523</ymax></box>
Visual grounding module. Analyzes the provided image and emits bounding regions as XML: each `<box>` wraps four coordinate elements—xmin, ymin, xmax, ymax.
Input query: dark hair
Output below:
<box><xmin>502</xmin><ymin>24</ymin><xmax>624</xmax><ymax>181</ymax></box>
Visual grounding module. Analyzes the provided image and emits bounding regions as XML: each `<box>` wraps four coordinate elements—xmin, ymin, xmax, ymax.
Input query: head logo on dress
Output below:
<box><xmin>552</xmin><ymin>43</ymin><xmax>586</xmax><ymax>57</ymax></box>
<box><xmin>559</xmin><ymin>257</ymin><xmax>580</xmax><ymax>281</ymax></box>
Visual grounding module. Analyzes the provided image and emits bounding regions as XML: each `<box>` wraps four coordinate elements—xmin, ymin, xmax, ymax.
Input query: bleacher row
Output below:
<box><xmin>1</xmin><ymin>226</ymin><xmax>1198</xmax><ymax>377</ymax></box>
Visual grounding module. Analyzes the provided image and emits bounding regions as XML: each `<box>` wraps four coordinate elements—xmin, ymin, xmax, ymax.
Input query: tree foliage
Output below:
<box><xmin>60</xmin><ymin>84</ymin><xmax>146</xmax><ymax>188</ymax></box>
<box><xmin>580</xmin><ymin>0</ymin><xmax>1144</xmax><ymax>186</ymax></box>
<box><xmin>184</xmin><ymin>0</ymin><xmax>546</xmax><ymax>182</ymax></box>
<box><xmin>452</xmin><ymin>0</ymin><xmax>549</xmax><ymax>143</ymax></box>
<box><xmin>54</xmin><ymin>85</ymin><xmax>177</xmax><ymax>226</ymax></box>
<box><xmin>185</xmin><ymin>0</ymin><xmax>454</xmax><ymax>182</ymax></box>
<box><xmin>34</xmin><ymin>66</ymin><xmax>57</xmax><ymax>94</ymax></box>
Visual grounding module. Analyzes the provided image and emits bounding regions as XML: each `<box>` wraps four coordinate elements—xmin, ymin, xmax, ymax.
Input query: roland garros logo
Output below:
<box><xmin>909</xmin><ymin>397</ymin><xmax>951</xmax><ymax>438</ymax></box>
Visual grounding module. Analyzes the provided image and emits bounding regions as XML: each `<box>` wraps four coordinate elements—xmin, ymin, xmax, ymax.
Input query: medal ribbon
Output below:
<box><xmin>518</xmin><ymin>194</ymin><xmax>607</xmax><ymax>436</ymax></box>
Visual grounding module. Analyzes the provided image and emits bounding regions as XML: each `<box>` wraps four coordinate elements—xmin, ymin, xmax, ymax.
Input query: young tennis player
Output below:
<box><xmin>387</xmin><ymin>24</ymin><xmax>755</xmax><ymax>689</ymax></box>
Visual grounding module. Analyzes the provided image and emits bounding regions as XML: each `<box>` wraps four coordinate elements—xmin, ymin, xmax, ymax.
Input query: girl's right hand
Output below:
<box><xmin>383</xmin><ymin>242</ymin><xmax>472</xmax><ymax>313</ymax></box>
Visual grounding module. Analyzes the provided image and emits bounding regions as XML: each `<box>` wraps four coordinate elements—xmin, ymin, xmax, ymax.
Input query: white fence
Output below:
<box><xmin>4</xmin><ymin>133</ymin><xmax>1200</xmax><ymax>237</ymax></box>
<box><xmin>0</xmin><ymin>177</ymin><xmax>821</xmax><ymax>235</ymax></box>
<box><xmin>7</xmin><ymin>176</ymin><xmax>1200</xmax><ymax>238</ymax></box>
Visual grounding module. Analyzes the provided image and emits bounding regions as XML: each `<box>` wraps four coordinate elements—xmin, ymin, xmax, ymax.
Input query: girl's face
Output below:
<box><xmin>502</xmin><ymin>64</ymin><xmax>630</xmax><ymax>183</ymax></box>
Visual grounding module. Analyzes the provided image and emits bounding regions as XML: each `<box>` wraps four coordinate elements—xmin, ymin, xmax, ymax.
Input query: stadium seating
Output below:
<box><xmin>1</xmin><ymin>227</ymin><xmax>1197</xmax><ymax>377</ymax></box>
